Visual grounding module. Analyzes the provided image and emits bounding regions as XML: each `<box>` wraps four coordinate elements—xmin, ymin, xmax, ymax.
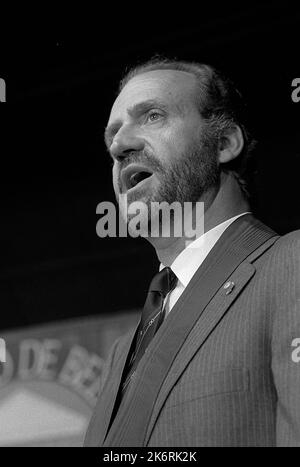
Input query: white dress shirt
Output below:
<box><xmin>160</xmin><ymin>212</ymin><xmax>251</xmax><ymax>316</ymax></box>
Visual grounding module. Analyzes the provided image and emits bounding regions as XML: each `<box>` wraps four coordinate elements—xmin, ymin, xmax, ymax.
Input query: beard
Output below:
<box><xmin>153</xmin><ymin>136</ymin><xmax>220</xmax><ymax>206</ymax></box>
<box><xmin>116</xmin><ymin>128</ymin><xmax>220</xmax><ymax>236</ymax></box>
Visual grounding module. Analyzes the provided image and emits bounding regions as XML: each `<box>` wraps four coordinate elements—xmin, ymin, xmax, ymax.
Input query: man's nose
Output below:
<box><xmin>110</xmin><ymin>128</ymin><xmax>144</xmax><ymax>161</ymax></box>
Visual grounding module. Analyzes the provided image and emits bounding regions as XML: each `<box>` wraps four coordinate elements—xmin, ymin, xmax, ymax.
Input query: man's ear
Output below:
<box><xmin>218</xmin><ymin>125</ymin><xmax>244</xmax><ymax>164</ymax></box>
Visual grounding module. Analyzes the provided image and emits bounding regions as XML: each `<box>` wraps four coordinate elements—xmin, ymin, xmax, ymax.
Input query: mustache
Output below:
<box><xmin>118</xmin><ymin>151</ymin><xmax>164</xmax><ymax>174</ymax></box>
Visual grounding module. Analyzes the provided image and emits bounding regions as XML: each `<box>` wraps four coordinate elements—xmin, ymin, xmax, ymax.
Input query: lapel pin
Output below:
<box><xmin>224</xmin><ymin>281</ymin><xmax>235</xmax><ymax>295</ymax></box>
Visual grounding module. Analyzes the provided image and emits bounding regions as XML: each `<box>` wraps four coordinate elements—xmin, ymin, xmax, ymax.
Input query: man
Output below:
<box><xmin>85</xmin><ymin>58</ymin><xmax>300</xmax><ymax>446</ymax></box>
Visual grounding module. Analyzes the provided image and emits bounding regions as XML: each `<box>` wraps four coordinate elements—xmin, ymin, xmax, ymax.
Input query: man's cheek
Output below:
<box><xmin>165</xmin><ymin>131</ymin><xmax>191</xmax><ymax>160</ymax></box>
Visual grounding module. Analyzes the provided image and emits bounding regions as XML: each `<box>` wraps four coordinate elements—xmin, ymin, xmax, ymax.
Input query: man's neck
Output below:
<box><xmin>147</xmin><ymin>173</ymin><xmax>250</xmax><ymax>267</ymax></box>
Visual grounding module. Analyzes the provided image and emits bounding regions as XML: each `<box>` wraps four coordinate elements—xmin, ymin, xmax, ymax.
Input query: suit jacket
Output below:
<box><xmin>84</xmin><ymin>214</ymin><xmax>300</xmax><ymax>447</ymax></box>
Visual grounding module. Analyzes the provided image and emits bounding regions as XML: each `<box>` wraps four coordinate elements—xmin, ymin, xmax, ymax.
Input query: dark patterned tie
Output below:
<box><xmin>122</xmin><ymin>266</ymin><xmax>177</xmax><ymax>393</ymax></box>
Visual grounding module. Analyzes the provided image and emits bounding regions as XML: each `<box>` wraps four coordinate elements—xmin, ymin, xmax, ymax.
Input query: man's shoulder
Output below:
<box><xmin>254</xmin><ymin>227</ymin><xmax>300</xmax><ymax>277</ymax></box>
<box><xmin>249</xmin><ymin>213</ymin><xmax>300</xmax><ymax>254</ymax></box>
<box><xmin>270</xmin><ymin>229</ymin><xmax>300</xmax><ymax>254</ymax></box>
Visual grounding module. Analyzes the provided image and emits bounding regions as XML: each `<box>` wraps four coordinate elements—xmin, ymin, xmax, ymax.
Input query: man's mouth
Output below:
<box><xmin>121</xmin><ymin>164</ymin><xmax>154</xmax><ymax>192</ymax></box>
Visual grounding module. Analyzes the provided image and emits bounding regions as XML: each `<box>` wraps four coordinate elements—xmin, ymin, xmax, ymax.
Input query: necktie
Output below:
<box><xmin>105</xmin><ymin>267</ymin><xmax>177</xmax><ymax>435</ymax></box>
<box><xmin>122</xmin><ymin>266</ymin><xmax>177</xmax><ymax>393</ymax></box>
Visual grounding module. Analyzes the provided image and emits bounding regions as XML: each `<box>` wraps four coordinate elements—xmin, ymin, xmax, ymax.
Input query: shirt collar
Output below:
<box><xmin>160</xmin><ymin>212</ymin><xmax>251</xmax><ymax>288</ymax></box>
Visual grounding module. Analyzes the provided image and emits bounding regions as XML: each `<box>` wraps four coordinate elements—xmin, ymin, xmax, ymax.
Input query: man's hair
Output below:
<box><xmin>118</xmin><ymin>57</ymin><xmax>257</xmax><ymax>198</ymax></box>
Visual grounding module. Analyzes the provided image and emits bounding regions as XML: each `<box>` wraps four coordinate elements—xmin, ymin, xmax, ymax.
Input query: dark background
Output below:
<box><xmin>0</xmin><ymin>2</ymin><xmax>299</xmax><ymax>330</ymax></box>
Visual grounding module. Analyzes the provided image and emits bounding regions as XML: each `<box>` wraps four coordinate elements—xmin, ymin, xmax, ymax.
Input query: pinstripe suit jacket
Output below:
<box><xmin>84</xmin><ymin>215</ymin><xmax>300</xmax><ymax>447</ymax></box>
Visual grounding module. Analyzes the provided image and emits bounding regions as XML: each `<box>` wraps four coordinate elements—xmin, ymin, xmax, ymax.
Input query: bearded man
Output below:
<box><xmin>84</xmin><ymin>58</ymin><xmax>300</xmax><ymax>447</ymax></box>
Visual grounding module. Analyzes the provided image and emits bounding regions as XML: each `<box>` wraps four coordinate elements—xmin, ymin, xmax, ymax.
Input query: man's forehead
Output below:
<box><xmin>109</xmin><ymin>69</ymin><xmax>197</xmax><ymax>119</ymax></box>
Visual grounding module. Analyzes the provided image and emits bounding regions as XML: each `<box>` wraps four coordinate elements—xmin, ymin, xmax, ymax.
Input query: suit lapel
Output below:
<box><xmin>104</xmin><ymin>215</ymin><xmax>278</xmax><ymax>446</ymax></box>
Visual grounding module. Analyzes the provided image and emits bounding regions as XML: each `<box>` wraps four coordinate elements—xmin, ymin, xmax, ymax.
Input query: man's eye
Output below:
<box><xmin>147</xmin><ymin>111</ymin><xmax>162</xmax><ymax>122</ymax></box>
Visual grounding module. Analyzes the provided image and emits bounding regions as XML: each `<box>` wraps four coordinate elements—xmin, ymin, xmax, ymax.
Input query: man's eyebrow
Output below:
<box><xmin>104</xmin><ymin>99</ymin><xmax>168</xmax><ymax>148</ymax></box>
<box><xmin>127</xmin><ymin>98</ymin><xmax>168</xmax><ymax>117</ymax></box>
